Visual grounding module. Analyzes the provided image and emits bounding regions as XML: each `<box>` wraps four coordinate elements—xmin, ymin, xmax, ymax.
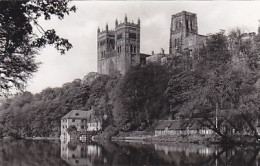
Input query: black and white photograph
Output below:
<box><xmin>1</xmin><ymin>0</ymin><xmax>260</xmax><ymax>165</ymax></box>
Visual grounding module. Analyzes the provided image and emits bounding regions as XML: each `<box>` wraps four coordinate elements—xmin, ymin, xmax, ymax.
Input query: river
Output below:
<box><xmin>0</xmin><ymin>139</ymin><xmax>259</xmax><ymax>166</ymax></box>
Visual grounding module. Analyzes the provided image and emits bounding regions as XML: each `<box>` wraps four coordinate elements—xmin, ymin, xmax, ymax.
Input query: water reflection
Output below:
<box><xmin>0</xmin><ymin>140</ymin><xmax>68</xmax><ymax>166</ymax></box>
<box><xmin>61</xmin><ymin>140</ymin><xmax>260</xmax><ymax>166</ymax></box>
<box><xmin>61</xmin><ymin>140</ymin><xmax>105</xmax><ymax>166</ymax></box>
<box><xmin>0</xmin><ymin>140</ymin><xmax>260</xmax><ymax>166</ymax></box>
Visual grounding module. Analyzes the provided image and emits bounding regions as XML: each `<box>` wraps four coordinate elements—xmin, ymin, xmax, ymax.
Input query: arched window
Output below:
<box><xmin>130</xmin><ymin>45</ymin><xmax>133</xmax><ymax>53</ymax></box>
<box><xmin>186</xmin><ymin>20</ymin><xmax>189</xmax><ymax>30</ymax></box>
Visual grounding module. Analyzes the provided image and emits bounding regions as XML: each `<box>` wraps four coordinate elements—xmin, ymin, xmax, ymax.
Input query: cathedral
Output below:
<box><xmin>97</xmin><ymin>11</ymin><xmax>207</xmax><ymax>75</ymax></box>
<box><xmin>169</xmin><ymin>11</ymin><xmax>206</xmax><ymax>55</ymax></box>
<box><xmin>97</xmin><ymin>15</ymin><xmax>141</xmax><ymax>75</ymax></box>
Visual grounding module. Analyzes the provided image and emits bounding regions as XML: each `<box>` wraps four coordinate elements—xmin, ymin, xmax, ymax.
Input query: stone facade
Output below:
<box><xmin>97</xmin><ymin>15</ymin><xmax>140</xmax><ymax>75</ymax></box>
<box><xmin>169</xmin><ymin>11</ymin><xmax>206</xmax><ymax>55</ymax></box>
<box><xmin>60</xmin><ymin>110</ymin><xmax>102</xmax><ymax>141</ymax></box>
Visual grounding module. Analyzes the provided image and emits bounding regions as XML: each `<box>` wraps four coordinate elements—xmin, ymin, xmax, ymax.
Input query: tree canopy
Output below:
<box><xmin>166</xmin><ymin>30</ymin><xmax>260</xmax><ymax>141</ymax></box>
<box><xmin>0</xmin><ymin>1</ymin><xmax>76</xmax><ymax>96</ymax></box>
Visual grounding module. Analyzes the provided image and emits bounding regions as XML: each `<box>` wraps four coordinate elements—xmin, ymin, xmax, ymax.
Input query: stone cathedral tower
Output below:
<box><xmin>97</xmin><ymin>15</ymin><xmax>140</xmax><ymax>75</ymax></box>
<box><xmin>169</xmin><ymin>11</ymin><xmax>198</xmax><ymax>54</ymax></box>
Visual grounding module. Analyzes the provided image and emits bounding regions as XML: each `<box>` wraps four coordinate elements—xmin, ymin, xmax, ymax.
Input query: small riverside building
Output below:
<box><xmin>61</xmin><ymin>110</ymin><xmax>102</xmax><ymax>141</ymax></box>
<box><xmin>155</xmin><ymin>119</ymin><xmax>213</xmax><ymax>136</ymax></box>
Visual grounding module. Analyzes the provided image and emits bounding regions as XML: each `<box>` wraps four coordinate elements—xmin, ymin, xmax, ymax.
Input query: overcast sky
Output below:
<box><xmin>26</xmin><ymin>1</ymin><xmax>260</xmax><ymax>94</ymax></box>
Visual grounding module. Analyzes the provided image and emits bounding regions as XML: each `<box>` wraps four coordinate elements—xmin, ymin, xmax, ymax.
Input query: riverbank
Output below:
<box><xmin>111</xmin><ymin>134</ymin><xmax>221</xmax><ymax>145</ymax></box>
<box><xmin>25</xmin><ymin>137</ymin><xmax>60</xmax><ymax>140</ymax></box>
<box><xmin>94</xmin><ymin>130</ymin><xmax>260</xmax><ymax>146</ymax></box>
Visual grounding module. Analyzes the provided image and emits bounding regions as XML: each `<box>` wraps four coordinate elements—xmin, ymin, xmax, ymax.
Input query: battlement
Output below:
<box><xmin>172</xmin><ymin>11</ymin><xmax>196</xmax><ymax>18</ymax></box>
<box><xmin>97</xmin><ymin>15</ymin><xmax>141</xmax><ymax>75</ymax></box>
<box><xmin>98</xmin><ymin>29</ymin><xmax>115</xmax><ymax>36</ymax></box>
<box><xmin>98</xmin><ymin>15</ymin><xmax>140</xmax><ymax>36</ymax></box>
<box><xmin>116</xmin><ymin>21</ymin><xmax>140</xmax><ymax>28</ymax></box>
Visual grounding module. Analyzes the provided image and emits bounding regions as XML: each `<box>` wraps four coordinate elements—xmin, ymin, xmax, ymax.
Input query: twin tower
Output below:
<box><xmin>97</xmin><ymin>11</ymin><xmax>201</xmax><ymax>75</ymax></box>
<box><xmin>97</xmin><ymin>15</ymin><xmax>140</xmax><ymax>75</ymax></box>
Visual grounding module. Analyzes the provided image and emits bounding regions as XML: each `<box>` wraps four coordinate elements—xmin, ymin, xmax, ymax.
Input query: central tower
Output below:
<box><xmin>97</xmin><ymin>15</ymin><xmax>140</xmax><ymax>75</ymax></box>
<box><xmin>169</xmin><ymin>11</ymin><xmax>198</xmax><ymax>54</ymax></box>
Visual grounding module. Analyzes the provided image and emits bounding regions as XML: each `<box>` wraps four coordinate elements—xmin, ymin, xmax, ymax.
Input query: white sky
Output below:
<box><xmin>26</xmin><ymin>1</ymin><xmax>260</xmax><ymax>94</ymax></box>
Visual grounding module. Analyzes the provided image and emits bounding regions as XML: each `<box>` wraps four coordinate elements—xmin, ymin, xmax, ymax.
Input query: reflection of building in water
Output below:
<box><xmin>154</xmin><ymin>143</ymin><xmax>220</xmax><ymax>165</ymax></box>
<box><xmin>61</xmin><ymin>141</ymin><xmax>106</xmax><ymax>166</ymax></box>
<box><xmin>154</xmin><ymin>144</ymin><xmax>216</xmax><ymax>156</ymax></box>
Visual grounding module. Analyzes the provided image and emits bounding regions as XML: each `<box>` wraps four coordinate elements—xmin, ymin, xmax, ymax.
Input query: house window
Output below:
<box><xmin>72</xmin><ymin>119</ymin><xmax>75</xmax><ymax>122</ymax></box>
<box><xmin>75</xmin><ymin>113</ymin><xmax>79</xmax><ymax>116</ymax></box>
<box><xmin>81</xmin><ymin>119</ymin><xmax>84</xmax><ymax>122</ymax></box>
<box><xmin>81</xmin><ymin>126</ymin><xmax>84</xmax><ymax>129</ymax></box>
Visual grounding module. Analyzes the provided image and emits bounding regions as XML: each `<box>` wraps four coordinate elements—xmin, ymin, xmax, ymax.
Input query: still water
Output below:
<box><xmin>0</xmin><ymin>139</ymin><xmax>260</xmax><ymax>166</ymax></box>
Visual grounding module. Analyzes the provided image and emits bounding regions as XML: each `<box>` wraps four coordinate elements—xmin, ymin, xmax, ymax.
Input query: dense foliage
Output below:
<box><xmin>0</xmin><ymin>29</ymin><xmax>260</xmax><ymax>142</ymax></box>
<box><xmin>0</xmin><ymin>79</ymin><xmax>90</xmax><ymax>138</ymax></box>
<box><xmin>166</xmin><ymin>31</ymin><xmax>260</xmax><ymax>141</ymax></box>
<box><xmin>0</xmin><ymin>1</ymin><xmax>76</xmax><ymax>96</ymax></box>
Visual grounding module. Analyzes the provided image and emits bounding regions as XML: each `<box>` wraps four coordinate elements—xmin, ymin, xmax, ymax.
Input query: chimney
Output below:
<box><xmin>152</xmin><ymin>51</ymin><xmax>154</xmax><ymax>55</ymax></box>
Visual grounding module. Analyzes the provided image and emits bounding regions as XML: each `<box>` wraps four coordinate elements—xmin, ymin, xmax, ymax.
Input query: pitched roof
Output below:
<box><xmin>61</xmin><ymin>110</ymin><xmax>93</xmax><ymax>120</ymax></box>
<box><xmin>155</xmin><ymin>119</ymin><xmax>202</xmax><ymax>131</ymax></box>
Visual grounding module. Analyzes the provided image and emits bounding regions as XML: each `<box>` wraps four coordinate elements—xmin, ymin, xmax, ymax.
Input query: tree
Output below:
<box><xmin>0</xmin><ymin>1</ymin><xmax>76</xmax><ymax>96</ymax></box>
<box><xmin>167</xmin><ymin>31</ymin><xmax>260</xmax><ymax>142</ymax></box>
<box><xmin>119</xmin><ymin>63</ymin><xmax>170</xmax><ymax>129</ymax></box>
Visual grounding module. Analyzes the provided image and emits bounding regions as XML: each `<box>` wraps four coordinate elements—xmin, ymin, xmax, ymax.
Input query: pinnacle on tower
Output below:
<box><xmin>106</xmin><ymin>23</ymin><xmax>108</xmax><ymax>31</ymax></box>
<box><xmin>138</xmin><ymin>17</ymin><xmax>140</xmax><ymax>26</ymax></box>
<box><xmin>124</xmin><ymin>14</ymin><xmax>128</xmax><ymax>23</ymax></box>
<box><xmin>97</xmin><ymin>27</ymin><xmax>100</xmax><ymax>33</ymax></box>
<box><xmin>115</xmin><ymin>18</ymin><xmax>118</xmax><ymax>27</ymax></box>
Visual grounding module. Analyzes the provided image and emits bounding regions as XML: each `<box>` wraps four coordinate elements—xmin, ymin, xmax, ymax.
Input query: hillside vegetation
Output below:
<box><xmin>1</xmin><ymin>30</ymin><xmax>260</xmax><ymax>142</ymax></box>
